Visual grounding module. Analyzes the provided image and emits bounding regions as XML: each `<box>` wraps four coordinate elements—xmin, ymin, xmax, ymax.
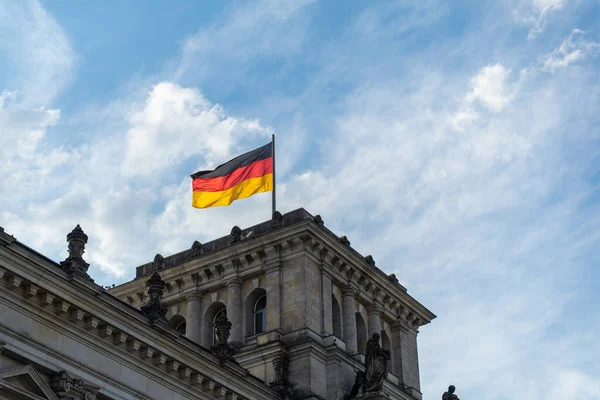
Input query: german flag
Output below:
<box><xmin>191</xmin><ymin>143</ymin><xmax>273</xmax><ymax>208</ymax></box>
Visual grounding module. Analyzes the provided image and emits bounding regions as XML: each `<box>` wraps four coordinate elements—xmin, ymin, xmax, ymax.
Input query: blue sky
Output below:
<box><xmin>1</xmin><ymin>1</ymin><xmax>599</xmax><ymax>399</ymax></box>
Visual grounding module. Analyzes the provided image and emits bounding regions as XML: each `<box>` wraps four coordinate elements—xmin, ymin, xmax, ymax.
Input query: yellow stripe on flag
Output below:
<box><xmin>192</xmin><ymin>174</ymin><xmax>273</xmax><ymax>209</ymax></box>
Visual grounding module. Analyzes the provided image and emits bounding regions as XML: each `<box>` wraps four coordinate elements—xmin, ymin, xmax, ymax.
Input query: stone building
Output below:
<box><xmin>0</xmin><ymin>208</ymin><xmax>435</xmax><ymax>400</ymax></box>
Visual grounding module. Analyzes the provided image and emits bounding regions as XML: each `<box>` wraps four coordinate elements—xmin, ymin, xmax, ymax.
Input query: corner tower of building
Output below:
<box><xmin>110</xmin><ymin>208</ymin><xmax>435</xmax><ymax>400</ymax></box>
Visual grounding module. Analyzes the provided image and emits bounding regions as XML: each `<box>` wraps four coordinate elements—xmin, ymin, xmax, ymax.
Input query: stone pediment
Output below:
<box><xmin>0</xmin><ymin>365</ymin><xmax>59</xmax><ymax>400</ymax></box>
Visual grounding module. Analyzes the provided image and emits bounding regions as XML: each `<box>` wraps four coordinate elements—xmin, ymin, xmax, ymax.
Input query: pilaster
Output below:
<box><xmin>366</xmin><ymin>305</ymin><xmax>382</xmax><ymax>339</ymax></box>
<box><xmin>227</xmin><ymin>278</ymin><xmax>244</xmax><ymax>343</ymax></box>
<box><xmin>265</xmin><ymin>264</ymin><xmax>282</xmax><ymax>331</ymax></box>
<box><xmin>341</xmin><ymin>286</ymin><xmax>358</xmax><ymax>354</ymax></box>
<box><xmin>186</xmin><ymin>293</ymin><xmax>202</xmax><ymax>343</ymax></box>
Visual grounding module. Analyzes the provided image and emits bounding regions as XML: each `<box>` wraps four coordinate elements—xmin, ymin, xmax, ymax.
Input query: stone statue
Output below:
<box><xmin>210</xmin><ymin>312</ymin><xmax>235</xmax><ymax>364</ymax></box>
<box><xmin>442</xmin><ymin>385</ymin><xmax>460</xmax><ymax>400</ymax></box>
<box><xmin>364</xmin><ymin>333</ymin><xmax>390</xmax><ymax>392</ymax></box>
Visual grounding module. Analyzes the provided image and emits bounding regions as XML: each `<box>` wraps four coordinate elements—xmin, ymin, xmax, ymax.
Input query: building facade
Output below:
<box><xmin>0</xmin><ymin>208</ymin><xmax>434</xmax><ymax>400</ymax></box>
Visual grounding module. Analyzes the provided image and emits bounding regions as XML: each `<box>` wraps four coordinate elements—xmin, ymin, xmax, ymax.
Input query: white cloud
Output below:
<box><xmin>279</xmin><ymin>58</ymin><xmax>599</xmax><ymax>399</ymax></box>
<box><xmin>512</xmin><ymin>0</ymin><xmax>568</xmax><ymax>39</ymax></box>
<box><xmin>121</xmin><ymin>82</ymin><xmax>271</xmax><ymax>177</ymax></box>
<box><xmin>175</xmin><ymin>0</ymin><xmax>315</xmax><ymax>82</ymax></box>
<box><xmin>465</xmin><ymin>64</ymin><xmax>515</xmax><ymax>112</ymax></box>
<box><xmin>543</xmin><ymin>29</ymin><xmax>599</xmax><ymax>71</ymax></box>
<box><xmin>451</xmin><ymin>64</ymin><xmax>516</xmax><ymax>131</ymax></box>
<box><xmin>1</xmin><ymin>81</ymin><xmax>273</xmax><ymax>278</ymax></box>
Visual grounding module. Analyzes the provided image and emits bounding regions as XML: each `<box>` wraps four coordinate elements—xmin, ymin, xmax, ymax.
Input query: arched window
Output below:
<box><xmin>245</xmin><ymin>288</ymin><xmax>267</xmax><ymax>337</ymax></box>
<box><xmin>212</xmin><ymin>308</ymin><xmax>227</xmax><ymax>345</ymax></box>
<box><xmin>332</xmin><ymin>294</ymin><xmax>342</xmax><ymax>339</ymax></box>
<box><xmin>203</xmin><ymin>302</ymin><xmax>227</xmax><ymax>347</ymax></box>
<box><xmin>253</xmin><ymin>295</ymin><xmax>267</xmax><ymax>335</ymax></box>
<box><xmin>381</xmin><ymin>330</ymin><xmax>393</xmax><ymax>374</ymax></box>
<box><xmin>170</xmin><ymin>315</ymin><xmax>186</xmax><ymax>335</ymax></box>
<box><xmin>356</xmin><ymin>313</ymin><xmax>367</xmax><ymax>355</ymax></box>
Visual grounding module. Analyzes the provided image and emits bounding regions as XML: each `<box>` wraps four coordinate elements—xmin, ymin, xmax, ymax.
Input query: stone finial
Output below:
<box><xmin>140</xmin><ymin>271</ymin><xmax>168</xmax><ymax>324</ymax></box>
<box><xmin>313</xmin><ymin>214</ymin><xmax>324</xmax><ymax>226</ymax></box>
<box><xmin>271</xmin><ymin>211</ymin><xmax>283</xmax><ymax>229</ymax></box>
<box><xmin>388</xmin><ymin>273</ymin><xmax>399</xmax><ymax>284</ymax></box>
<box><xmin>50</xmin><ymin>370</ymin><xmax>98</xmax><ymax>400</ymax></box>
<box><xmin>340</xmin><ymin>236</ymin><xmax>351</xmax><ymax>246</ymax></box>
<box><xmin>365</xmin><ymin>255</ymin><xmax>376</xmax><ymax>267</ymax></box>
<box><xmin>210</xmin><ymin>312</ymin><xmax>235</xmax><ymax>364</ymax></box>
<box><xmin>190</xmin><ymin>241</ymin><xmax>202</xmax><ymax>257</ymax></box>
<box><xmin>60</xmin><ymin>225</ymin><xmax>91</xmax><ymax>280</ymax></box>
<box><xmin>151</xmin><ymin>253</ymin><xmax>164</xmax><ymax>271</ymax></box>
<box><xmin>230</xmin><ymin>226</ymin><xmax>242</xmax><ymax>244</ymax></box>
<box><xmin>270</xmin><ymin>355</ymin><xmax>293</xmax><ymax>399</ymax></box>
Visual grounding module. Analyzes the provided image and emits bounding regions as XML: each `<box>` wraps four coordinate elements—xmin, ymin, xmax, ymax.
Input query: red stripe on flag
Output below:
<box><xmin>192</xmin><ymin>157</ymin><xmax>273</xmax><ymax>192</ymax></box>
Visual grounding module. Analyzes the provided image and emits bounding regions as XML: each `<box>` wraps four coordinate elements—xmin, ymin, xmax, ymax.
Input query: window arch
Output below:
<box><xmin>170</xmin><ymin>314</ymin><xmax>186</xmax><ymax>335</ymax></box>
<box><xmin>332</xmin><ymin>294</ymin><xmax>342</xmax><ymax>339</ymax></box>
<box><xmin>203</xmin><ymin>301</ymin><xmax>226</xmax><ymax>347</ymax></box>
<box><xmin>245</xmin><ymin>288</ymin><xmax>267</xmax><ymax>337</ymax></box>
<box><xmin>253</xmin><ymin>295</ymin><xmax>267</xmax><ymax>335</ymax></box>
<box><xmin>381</xmin><ymin>330</ymin><xmax>393</xmax><ymax>374</ymax></box>
<box><xmin>356</xmin><ymin>313</ymin><xmax>367</xmax><ymax>355</ymax></box>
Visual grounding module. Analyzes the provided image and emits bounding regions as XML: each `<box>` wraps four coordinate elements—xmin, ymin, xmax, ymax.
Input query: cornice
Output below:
<box><xmin>0</xmin><ymin>245</ymin><xmax>280</xmax><ymax>400</ymax></box>
<box><xmin>108</xmin><ymin>219</ymin><xmax>435</xmax><ymax>328</ymax></box>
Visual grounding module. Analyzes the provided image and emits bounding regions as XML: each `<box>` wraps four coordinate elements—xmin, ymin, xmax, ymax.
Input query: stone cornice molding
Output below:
<box><xmin>109</xmin><ymin>219</ymin><xmax>435</xmax><ymax>328</ymax></box>
<box><xmin>0</xmin><ymin>247</ymin><xmax>281</xmax><ymax>400</ymax></box>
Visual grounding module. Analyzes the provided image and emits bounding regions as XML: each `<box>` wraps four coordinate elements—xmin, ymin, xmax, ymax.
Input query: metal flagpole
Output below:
<box><xmin>271</xmin><ymin>134</ymin><xmax>276</xmax><ymax>216</ymax></box>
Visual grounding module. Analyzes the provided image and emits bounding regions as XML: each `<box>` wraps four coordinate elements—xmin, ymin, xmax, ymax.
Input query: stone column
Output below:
<box><xmin>321</xmin><ymin>267</ymin><xmax>333</xmax><ymax>336</ymax></box>
<box><xmin>367</xmin><ymin>305</ymin><xmax>382</xmax><ymax>339</ymax></box>
<box><xmin>341</xmin><ymin>286</ymin><xmax>358</xmax><ymax>354</ymax></box>
<box><xmin>227</xmin><ymin>278</ymin><xmax>243</xmax><ymax>343</ymax></box>
<box><xmin>186</xmin><ymin>293</ymin><xmax>202</xmax><ymax>343</ymax></box>
<box><xmin>391</xmin><ymin>319</ymin><xmax>422</xmax><ymax>400</ymax></box>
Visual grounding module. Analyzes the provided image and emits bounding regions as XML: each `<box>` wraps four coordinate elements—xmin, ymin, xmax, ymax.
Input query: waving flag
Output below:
<box><xmin>191</xmin><ymin>142</ymin><xmax>273</xmax><ymax>208</ymax></box>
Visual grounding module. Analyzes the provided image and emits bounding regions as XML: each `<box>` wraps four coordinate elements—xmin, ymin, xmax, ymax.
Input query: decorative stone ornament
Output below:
<box><xmin>190</xmin><ymin>240</ymin><xmax>202</xmax><ymax>257</ymax></box>
<box><xmin>50</xmin><ymin>370</ymin><xmax>98</xmax><ymax>400</ymax></box>
<box><xmin>272</xmin><ymin>211</ymin><xmax>283</xmax><ymax>229</ymax></box>
<box><xmin>365</xmin><ymin>255</ymin><xmax>376</xmax><ymax>267</ymax></box>
<box><xmin>340</xmin><ymin>235</ymin><xmax>351</xmax><ymax>246</ymax></box>
<box><xmin>270</xmin><ymin>355</ymin><xmax>294</xmax><ymax>399</ymax></box>
<box><xmin>210</xmin><ymin>311</ymin><xmax>235</xmax><ymax>364</ymax></box>
<box><xmin>60</xmin><ymin>225</ymin><xmax>92</xmax><ymax>281</ymax></box>
<box><xmin>140</xmin><ymin>271</ymin><xmax>168</xmax><ymax>324</ymax></box>
<box><xmin>313</xmin><ymin>214</ymin><xmax>324</xmax><ymax>226</ymax></box>
<box><xmin>151</xmin><ymin>253</ymin><xmax>164</xmax><ymax>271</ymax></box>
<box><xmin>230</xmin><ymin>226</ymin><xmax>242</xmax><ymax>244</ymax></box>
